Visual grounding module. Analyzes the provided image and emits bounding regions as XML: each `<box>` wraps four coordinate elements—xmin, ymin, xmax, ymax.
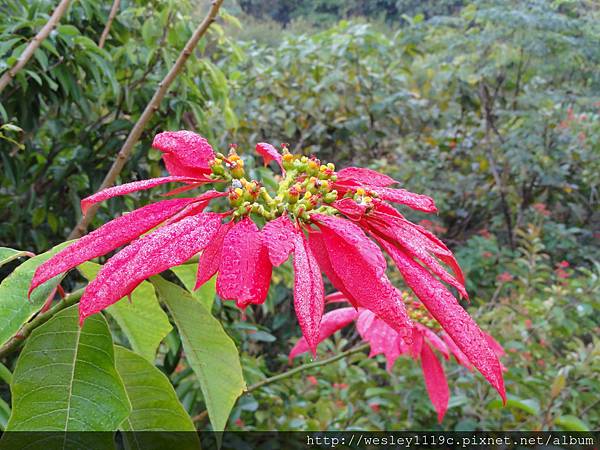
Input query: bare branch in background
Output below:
<box><xmin>68</xmin><ymin>0</ymin><xmax>225</xmax><ymax>239</ymax></box>
<box><xmin>98</xmin><ymin>0</ymin><xmax>121</xmax><ymax>49</ymax></box>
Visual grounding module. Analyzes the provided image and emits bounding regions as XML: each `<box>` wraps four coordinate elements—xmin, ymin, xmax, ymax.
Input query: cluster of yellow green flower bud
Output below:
<box><xmin>210</xmin><ymin>145</ymin><xmax>246</xmax><ymax>180</ymax></box>
<box><xmin>352</xmin><ymin>187</ymin><xmax>375</xmax><ymax>208</ymax></box>
<box><xmin>209</xmin><ymin>145</ymin><xmax>339</xmax><ymax>221</ymax></box>
<box><xmin>402</xmin><ymin>292</ymin><xmax>440</xmax><ymax>330</ymax></box>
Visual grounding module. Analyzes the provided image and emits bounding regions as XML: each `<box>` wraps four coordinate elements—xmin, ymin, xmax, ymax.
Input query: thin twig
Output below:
<box><xmin>68</xmin><ymin>0</ymin><xmax>224</xmax><ymax>239</ymax></box>
<box><xmin>98</xmin><ymin>0</ymin><xmax>121</xmax><ymax>49</ymax></box>
<box><xmin>0</xmin><ymin>288</ymin><xmax>84</xmax><ymax>359</ymax></box>
<box><xmin>479</xmin><ymin>82</ymin><xmax>515</xmax><ymax>250</ymax></box>
<box><xmin>191</xmin><ymin>343</ymin><xmax>370</xmax><ymax>424</ymax></box>
<box><xmin>0</xmin><ymin>0</ymin><xmax>72</xmax><ymax>94</ymax></box>
<box><xmin>191</xmin><ymin>410</ymin><xmax>208</xmax><ymax>423</ymax></box>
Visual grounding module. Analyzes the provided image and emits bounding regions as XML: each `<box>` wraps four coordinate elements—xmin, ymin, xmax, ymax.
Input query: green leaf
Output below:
<box><xmin>0</xmin><ymin>398</ymin><xmax>9</xmax><ymax>431</ymax></box>
<box><xmin>554</xmin><ymin>415</ymin><xmax>590</xmax><ymax>432</ymax></box>
<box><xmin>57</xmin><ymin>24</ymin><xmax>80</xmax><ymax>36</ymax></box>
<box><xmin>170</xmin><ymin>264</ymin><xmax>216</xmax><ymax>310</ymax></box>
<box><xmin>0</xmin><ymin>242</ymin><xmax>70</xmax><ymax>347</ymax></box>
<box><xmin>223</xmin><ymin>104</ymin><xmax>239</xmax><ymax>130</ymax></box>
<box><xmin>5</xmin><ymin>305</ymin><xmax>130</xmax><ymax>432</ymax></box>
<box><xmin>79</xmin><ymin>262</ymin><xmax>172</xmax><ymax>362</ymax></box>
<box><xmin>550</xmin><ymin>372</ymin><xmax>566</xmax><ymax>398</ymax></box>
<box><xmin>115</xmin><ymin>346</ymin><xmax>200</xmax><ymax>448</ymax></box>
<box><xmin>488</xmin><ymin>395</ymin><xmax>540</xmax><ymax>415</ymax></box>
<box><xmin>0</xmin><ymin>247</ymin><xmax>34</xmax><ymax>268</ymax></box>
<box><xmin>152</xmin><ymin>276</ymin><xmax>245</xmax><ymax>431</ymax></box>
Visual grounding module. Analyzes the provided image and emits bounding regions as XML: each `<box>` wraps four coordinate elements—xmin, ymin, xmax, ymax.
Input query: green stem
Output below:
<box><xmin>276</xmin><ymin>169</ymin><xmax>298</xmax><ymax>197</ymax></box>
<box><xmin>246</xmin><ymin>343</ymin><xmax>370</xmax><ymax>393</ymax></box>
<box><xmin>0</xmin><ymin>288</ymin><xmax>84</xmax><ymax>360</ymax></box>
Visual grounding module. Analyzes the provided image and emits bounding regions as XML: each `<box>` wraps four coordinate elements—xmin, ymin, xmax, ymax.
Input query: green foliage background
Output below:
<box><xmin>0</xmin><ymin>0</ymin><xmax>598</xmax><ymax>433</ymax></box>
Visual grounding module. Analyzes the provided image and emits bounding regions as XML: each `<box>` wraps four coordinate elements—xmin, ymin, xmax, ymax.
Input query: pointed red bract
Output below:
<box><xmin>217</xmin><ymin>218</ymin><xmax>273</xmax><ymax>307</ymax></box>
<box><xmin>379</xmin><ymin>240</ymin><xmax>506</xmax><ymax>401</ymax></box>
<box><xmin>308</xmin><ymin>230</ymin><xmax>360</xmax><ymax>307</ymax></box>
<box><xmin>161</xmin><ymin>179</ymin><xmax>225</xmax><ymax>196</ymax></box>
<box><xmin>370</xmin><ymin>186</ymin><xmax>437</xmax><ymax>213</ymax></box>
<box><xmin>152</xmin><ymin>130</ymin><xmax>215</xmax><ymax>177</ymax></box>
<box><xmin>312</xmin><ymin>215</ymin><xmax>386</xmax><ymax>274</ymax></box>
<box><xmin>484</xmin><ymin>332</ymin><xmax>505</xmax><ymax>357</ymax></box>
<box><xmin>417</xmin><ymin>323</ymin><xmax>450</xmax><ymax>360</ymax></box>
<box><xmin>195</xmin><ymin>220</ymin><xmax>234</xmax><ymax>290</ymax></box>
<box><xmin>324</xmin><ymin>292</ymin><xmax>348</xmax><ymax>303</ymax></box>
<box><xmin>371</xmin><ymin>199</ymin><xmax>466</xmax><ymax>286</ymax></box>
<box><xmin>79</xmin><ymin>212</ymin><xmax>222</xmax><ymax>323</ymax></box>
<box><xmin>289</xmin><ymin>307</ymin><xmax>358</xmax><ymax>361</ymax></box>
<box><xmin>371</xmin><ymin>198</ymin><xmax>403</xmax><ymax>217</ymax></box>
<box><xmin>255</xmin><ymin>143</ymin><xmax>285</xmax><ymax>175</ymax></box>
<box><xmin>153</xmin><ymin>190</ymin><xmax>226</xmax><ymax>229</ymax></box>
<box><xmin>311</xmin><ymin>214</ymin><xmax>412</xmax><ymax>337</ymax></box>
<box><xmin>332</xmin><ymin>179</ymin><xmax>436</xmax><ymax>213</ymax></box>
<box><xmin>365</xmin><ymin>212</ymin><xmax>468</xmax><ymax>298</ymax></box>
<box><xmin>336</xmin><ymin>167</ymin><xmax>396</xmax><ymax>187</ymax></box>
<box><xmin>261</xmin><ymin>215</ymin><xmax>296</xmax><ymax>266</ymax></box>
<box><xmin>81</xmin><ymin>176</ymin><xmax>197</xmax><ymax>214</ymax></box>
<box><xmin>292</xmin><ymin>232</ymin><xmax>325</xmax><ymax>355</ymax></box>
<box><xmin>441</xmin><ymin>333</ymin><xmax>473</xmax><ymax>369</ymax></box>
<box><xmin>409</xmin><ymin>326</ymin><xmax>424</xmax><ymax>359</ymax></box>
<box><xmin>420</xmin><ymin>343</ymin><xmax>450</xmax><ymax>423</ymax></box>
<box><xmin>394</xmin><ymin>213</ymin><xmax>466</xmax><ymax>286</ymax></box>
<box><xmin>192</xmin><ymin>189</ymin><xmax>229</xmax><ymax>205</ymax></box>
<box><xmin>333</xmin><ymin>198</ymin><xmax>368</xmax><ymax>220</ymax></box>
<box><xmin>30</xmin><ymin>198</ymin><xmax>200</xmax><ymax>296</ymax></box>
<box><xmin>356</xmin><ymin>309</ymin><xmax>402</xmax><ymax>371</ymax></box>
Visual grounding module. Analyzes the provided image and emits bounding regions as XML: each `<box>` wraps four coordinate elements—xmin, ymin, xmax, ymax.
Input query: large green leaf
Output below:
<box><xmin>0</xmin><ymin>242</ymin><xmax>70</xmax><ymax>347</ymax></box>
<box><xmin>115</xmin><ymin>346</ymin><xmax>195</xmax><ymax>431</ymax></box>
<box><xmin>554</xmin><ymin>415</ymin><xmax>590</xmax><ymax>432</ymax></box>
<box><xmin>79</xmin><ymin>262</ymin><xmax>172</xmax><ymax>362</ymax></box>
<box><xmin>6</xmin><ymin>305</ymin><xmax>130</xmax><ymax>430</ymax></box>
<box><xmin>152</xmin><ymin>276</ymin><xmax>245</xmax><ymax>431</ymax></box>
<box><xmin>0</xmin><ymin>247</ymin><xmax>34</xmax><ymax>268</ymax></box>
<box><xmin>115</xmin><ymin>346</ymin><xmax>200</xmax><ymax>449</ymax></box>
<box><xmin>3</xmin><ymin>305</ymin><xmax>130</xmax><ymax>447</ymax></box>
<box><xmin>171</xmin><ymin>264</ymin><xmax>216</xmax><ymax>310</ymax></box>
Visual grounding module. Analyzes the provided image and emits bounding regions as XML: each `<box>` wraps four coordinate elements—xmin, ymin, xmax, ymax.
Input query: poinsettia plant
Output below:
<box><xmin>1</xmin><ymin>130</ymin><xmax>505</xmax><ymax>435</ymax></box>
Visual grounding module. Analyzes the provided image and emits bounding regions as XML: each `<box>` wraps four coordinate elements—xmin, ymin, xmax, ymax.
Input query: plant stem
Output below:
<box><xmin>0</xmin><ymin>0</ymin><xmax>72</xmax><ymax>94</ymax></box>
<box><xmin>98</xmin><ymin>0</ymin><xmax>121</xmax><ymax>49</ymax></box>
<box><xmin>0</xmin><ymin>288</ymin><xmax>84</xmax><ymax>359</ymax></box>
<box><xmin>68</xmin><ymin>0</ymin><xmax>225</xmax><ymax>239</ymax></box>
<box><xmin>191</xmin><ymin>343</ymin><xmax>370</xmax><ymax>424</ymax></box>
<box><xmin>247</xmin><ymin>343</ymin><xmax>370</xmax><ymax>393</ymax></box>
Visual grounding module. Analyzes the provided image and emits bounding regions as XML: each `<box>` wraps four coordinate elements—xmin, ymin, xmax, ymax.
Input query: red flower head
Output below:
<box><xmin>29</xmin><ymin>130</ymin><xmax>504</xmax><ymax>404</ymax></box>
<box><xmin>289</xmin><ymin>293</ymin><xmax>505</xmax><ymax>423</ymax></box>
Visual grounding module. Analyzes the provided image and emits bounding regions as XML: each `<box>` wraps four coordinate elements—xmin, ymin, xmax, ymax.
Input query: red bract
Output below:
<box><xmin>255</xmin><ymin>142</ymin><xmax>286</xmax><ymax>176</ymax></box>
<box><xmin>290</xmin><ymin>293</ymin><xmax>505</xmax><ymax>423</ymax></box>
<box><xmin>30</xmin><ymin>130</ymin><xmax>505</xmax><ymax>398</ymax></box>
<box><xmin>217</xmin><ymin>218</ymin><xmax>272</xmax><ymax>308</ymax></box>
